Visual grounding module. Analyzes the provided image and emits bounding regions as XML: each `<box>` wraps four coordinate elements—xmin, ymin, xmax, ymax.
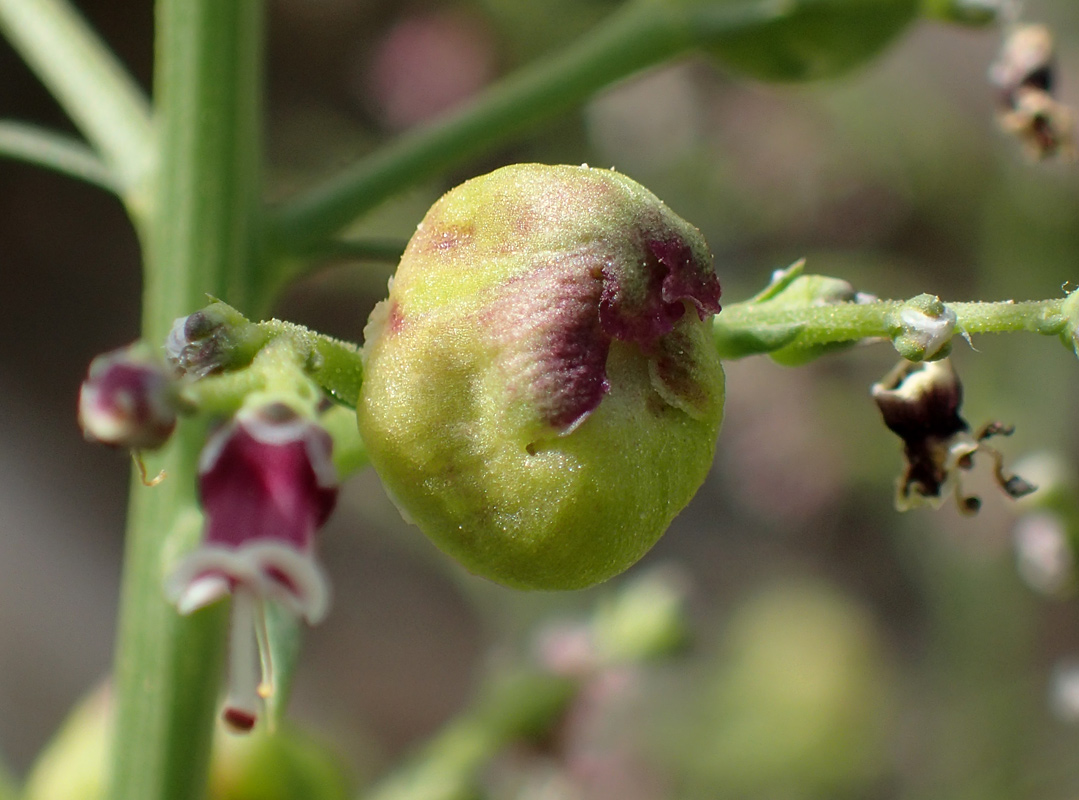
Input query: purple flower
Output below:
<box><xmin>165</xmin><ymin>400</ymin><xmax>337</xmax><ymax>732</ymax></box>
<box><xmin>78</xmin><ymin>345</ymin><xmax>177</xmax><ymax>450</ymax></box>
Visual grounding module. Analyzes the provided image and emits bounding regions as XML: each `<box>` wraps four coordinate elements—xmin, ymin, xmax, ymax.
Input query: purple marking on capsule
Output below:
<box><xmin>494</xmin><ymin>260</ymin><xmax>612</xmax><ymax>434</ymax></box>
<box><xmin>650</xmin><ymin>238</ymin><xmax>722</xmax><ymax>319</ymax></box>
<box><xmin>387</xmin><ymin>301</ymin><xmax>405</xmax><ymax>335</ymax></box>
<box><xmin>535</xmin><ymin>307</ymin><xmax>611</xmax><ymax>433</ymax></box>
<box><xmin>597</xmin><ymin>236</ymin><xmax>720</xmax><ymax>350</ymax></box>
<box><xmin>490</xmin><ymin>233</ymin><xmax>721</xmax><ymax>434</ymax></box>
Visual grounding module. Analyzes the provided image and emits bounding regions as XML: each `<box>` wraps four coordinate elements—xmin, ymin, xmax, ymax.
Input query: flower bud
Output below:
<box><xmin>78</xmin><ymin>345</ymin><xmax>177</xmax><ymax>449</ymax></box>
<box><xmin>358</xmin><ymin>164</ymin><xmax>725</xmax><ymax>590</ymax></box>
<box><xmin>166</xmin><ymin>301</ymin><xmax>268</xmax><ymax>378</ymax></box>
<box><xmin>889</xmin><ymin>294</ymin><xmax>956</xmax><ymax>361</ymax></box>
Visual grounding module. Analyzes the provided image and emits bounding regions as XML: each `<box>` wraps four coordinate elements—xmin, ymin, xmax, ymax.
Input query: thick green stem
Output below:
<box><xmin>107</xmin><ymin>2</ymin><xmax>265</xmax><ymax>799</ymax></box>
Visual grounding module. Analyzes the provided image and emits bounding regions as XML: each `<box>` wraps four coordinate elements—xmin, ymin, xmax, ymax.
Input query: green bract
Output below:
<box><xmin>358</xmin><ymin>164</ymin><xmax>725</xmax><ymax>590</ymax></box>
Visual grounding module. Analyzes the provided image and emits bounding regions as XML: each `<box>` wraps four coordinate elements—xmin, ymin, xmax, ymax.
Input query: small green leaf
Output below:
<box><xmin>690</xmin><ymin>0</ymin><xmax>919</xmax><ymax>82</ymax></box>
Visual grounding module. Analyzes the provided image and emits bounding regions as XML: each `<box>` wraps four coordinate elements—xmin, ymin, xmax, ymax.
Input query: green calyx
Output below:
<box><xmin>358</xmin><ymin>164</ymin><xmax>726</xmax><ymax>590</ymax></box>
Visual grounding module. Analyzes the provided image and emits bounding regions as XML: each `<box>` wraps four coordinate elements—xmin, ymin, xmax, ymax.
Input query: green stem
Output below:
<box><xmin>713</xmin><ymin>296</ymin><xmax>1068</xmax><ymax>359</ymax></box>
<box><xmin>363</xmin><ymin>669</ymin><xmax>576</xmax><ymax>800</ymax></box>
<box><xmin>320</xmin><ymin>403</ymin><xmax>369</xmax><ymax>478</ymax></box>
<box><xmin>266</xmin><ymin>1</ymin><xmax>691</xmax><ymax>261</ymax></box>
<box><xmin>107</xmin><ymin>1</ymin><xmax>265</xmax><ymax>799</ymax></box>
<box><xmin>293</xmin><ymin>236</ymin><xmax>408</xmax><ymax>264</ymax></box>
<box><xmin>950</xmin><ymin>300</ymin><xmax>1067</xmax><ymax>335</ymax></box>
<box><xmin>0</xmin><ymin>119</ymin><xmax>118</xmax><ymax>191</ymax></box>
<box><xmin>259</xmin><ymin>319</ymin><xmax>365</xmax><ymax>407</ymax></box>
<box><xmin>0</xmin><ymin>0</ymin><xmax>152</xmax><ymax>198</ymax></box>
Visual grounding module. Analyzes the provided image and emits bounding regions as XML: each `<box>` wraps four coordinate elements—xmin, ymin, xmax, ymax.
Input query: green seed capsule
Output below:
<box><xmin>358</xmin><ymin>164</ymin><xmax>725</xmax><ymax>590</ymax></box>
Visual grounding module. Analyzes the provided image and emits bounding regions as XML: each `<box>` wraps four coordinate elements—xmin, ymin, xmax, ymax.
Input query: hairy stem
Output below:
<box><xmin>714</xmin><ymin>296</ymin><xmax>1068</xmax><ymax>360</ymax></box>
<box><xmin>107</xmin><ymin>1</ymin><xmax>265</xmax><ymax>799</ymax></box>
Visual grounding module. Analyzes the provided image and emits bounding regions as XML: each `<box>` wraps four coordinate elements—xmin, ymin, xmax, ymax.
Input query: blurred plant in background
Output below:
<box><xmin>3</xmin><ymin>0</ymin><xmax>1079</xmax><ymax>799</ymax></box>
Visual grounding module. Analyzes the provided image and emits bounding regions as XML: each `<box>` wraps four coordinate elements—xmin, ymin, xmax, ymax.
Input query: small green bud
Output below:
<box><xmin>920</xmin><ymin>0</ymin><xmax>1002</xmax><ymax>24</ymax></box>
<box><xmin>888</xmin><ymin>293</ymin><xmax>956</xmax><ymax>361</ymax></box>
<box><xmin>713</xmin><ymin>260</ymin><xmax>869</xmax><ymax>364</ymax></box>
<box><xmin>687</xmin><ymin>0</ymin><xmax>918</xmax><ymax>82</ymax></box>
<box><xmin>592</xmin><ymin>568</ymin><xmax>690</xmax><ymax>662</ymax></box>
<box><xmin>358</xmin><ymin>164</ymin><xmax>725</xmax><ymax>590</ymax></box>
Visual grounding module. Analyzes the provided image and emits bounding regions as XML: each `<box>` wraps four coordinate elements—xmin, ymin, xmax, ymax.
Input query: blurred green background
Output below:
<box><xmin>3</xmin><ymin>0</ymin><xmax>1079</xmax><ymax>797</ymax></box>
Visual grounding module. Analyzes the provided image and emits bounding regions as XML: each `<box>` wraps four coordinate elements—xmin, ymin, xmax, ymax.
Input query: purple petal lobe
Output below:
<box><xmin>199</xmin><ymin>410</ymin><xmax>337</xmax><ymax>550</ymax></box>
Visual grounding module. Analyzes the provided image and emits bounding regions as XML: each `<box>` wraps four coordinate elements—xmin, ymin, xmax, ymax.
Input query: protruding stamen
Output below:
<box><xmin>223</xmin><ymin>589</ymin><xmax>261</xmax><ymax>733</ymax></box>
<box><xmin>253</xmin><ymin>600</ymin><xmax>275</xmax><ymax>701</ymax></box>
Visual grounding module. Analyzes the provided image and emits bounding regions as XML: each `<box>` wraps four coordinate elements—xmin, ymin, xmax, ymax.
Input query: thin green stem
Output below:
<box><xmin>950</xmin><ymin>300</ymin><xmax>1067</xmax><ymax>335</ymax></box>
<box><xmin>107</xmin><ymin>1</ymin><xmax>265</xmax><ymax>799</ymax></box>
<box><xmin>363</xmin><ymin>669</ymin><xmax>576</xmax><ymax>800</ymax></box>
<box><xmin>713</xmin><ymin>296</ymin><xmax>1068</xmax><ymax>360</ymax></box>
<box><xmin>144</xmin><ymin>0</ymin><xmax>264</xmax><ymax>323</ymax></box>
<box><xmin>266</xmin><ymin>1</ymin><xmax>691</xmax><ymax>260</ymax></box>
<box><xmin>0</xmin><ymin>0</ymin><xmax>153</xmax><ymax>197</ymax></box>
<box><xmin>295</xmin><ymin>236</ymin><xmax>408</xmax><ymax>264</ymax></box>
<box><xmin>259</xmin><ymin>319</ymin><xmax>364</xmax><ymax>407</ymax></box>
<box><xmin>0</xmin><ymin>119</ymin><xmax>118</xmax><ymax>191</ymax></box>
<box><xmin>321</xmin><ymin>403</ymin><xmax>369</xmax><ymax>478</ymax></box>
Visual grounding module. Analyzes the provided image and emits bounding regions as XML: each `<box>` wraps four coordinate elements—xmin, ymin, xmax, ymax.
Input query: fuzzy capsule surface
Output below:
<box><xmin>358</xmin><ymin>164</ymin><xmax>725</xmax><ymax>590</ymax></box>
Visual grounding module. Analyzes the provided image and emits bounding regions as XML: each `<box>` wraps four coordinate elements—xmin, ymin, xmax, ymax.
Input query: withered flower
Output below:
<box><xmin>872</xmin><ymin>358</ymin><xmax>1035</xmax><ymax>513</ymax></box>
<box><xmin>989</xmin><ymin>23</ymin><xmax>1075</xmax><ymax>160</ymax></box>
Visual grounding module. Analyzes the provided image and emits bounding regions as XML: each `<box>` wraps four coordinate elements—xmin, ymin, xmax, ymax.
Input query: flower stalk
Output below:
<box><xmin>714</xmin><ymin>292</ymin><xmax>1068</xmax><ymax>361</ymax></box>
